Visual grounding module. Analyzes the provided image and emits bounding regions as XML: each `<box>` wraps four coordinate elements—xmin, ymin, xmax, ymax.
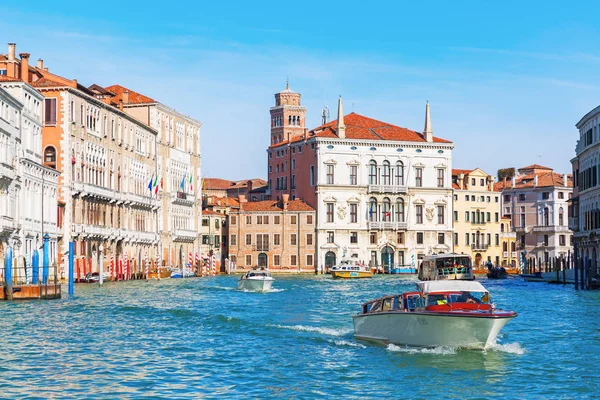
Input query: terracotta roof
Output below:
<box><xmin>104</xmin><ymin>84</ymin><xmax>155</xmax><ymax>104</ymax></box>
<box><xmin>519</xmin><ymin>164</ymin><xmax>552</xmax><ymax>171</ymax></box>
<box><xmin>203</xmin><ymin>178</ymin><xmax>235</xmax><ymax>190</ymax></box>
<box><xmin>30</xmin><ymin>77</ymin><xmax>66</xmax><ymax>88</ymax></box>
<box><xmin>239</xmin><ymin>199</ymin><xmax>314</xmax><ymax>212</ymax></box>
<box><xmin>494</xmin><ymin>172</ymin><xmax>572</xmax><ymax>190</ymax></box>
<box><xmin>0</xmin><ymin>76</ymin><xmax>21</xmax><ymax>82</ymax></box>
<box><xmin>202</xmin><ymin>209</ymin><xmax>225</xmax><ymax>216</ymax></box>
<box><xmin>230</xmin><ymin>178</ymin><xmax>268</xmax><ymax>189</ymax></box>
<box><xmin>209</xmin><ymin>196</ymin><xmax>240</xmax><ymax>207</ymax></box>
<box><xmin>452</xmin><ymin>169</ymin><xmax>474</xmax><ymax>176</ymax></box>
<box><xmin>452</xmin><ymin>183</ymin><xmax>460</xmax><ymax>189</ymax></box>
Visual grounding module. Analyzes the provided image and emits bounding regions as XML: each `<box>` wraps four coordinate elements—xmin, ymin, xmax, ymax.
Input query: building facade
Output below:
<box><xmin>200</xmin><ymin>209</ymin><xmax>226</xmax><ymax>272</ymax></box>
<box><xmin>267</xmin><ymin>87</ymin><xmax>454</xmax><ymax>272</ymax></box>
<box><xmin>228</xmin><ymin>195</ymin><xmax>316</xmax><ymax>272</ymax></box>
<box><xmin>572</xmin><ymin>105</ymin><xmax>600</xmax><ymax>274</ymax></box>
<box><xmin>496</xmin><ymin>164</ymin><xmax>573</xmax><ymax>262</ymax></box>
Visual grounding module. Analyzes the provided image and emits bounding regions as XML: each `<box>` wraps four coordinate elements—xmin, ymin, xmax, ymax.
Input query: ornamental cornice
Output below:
<box><xmin>315</xmin><ymin>137</ymin><xmax>454</xmax><ymax>150</ymax></box>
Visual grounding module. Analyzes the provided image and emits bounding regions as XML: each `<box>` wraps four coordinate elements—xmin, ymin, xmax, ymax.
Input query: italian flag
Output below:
<box><xmin>189</xmin><ymin>173</ymin><xmax>193</xmax><ymax>191</ymax></box>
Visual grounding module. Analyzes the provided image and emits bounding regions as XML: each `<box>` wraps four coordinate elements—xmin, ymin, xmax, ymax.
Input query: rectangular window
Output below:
<box><xmin>486</xmin><ymin>212</ymin><xmax>491</xmax><ymax>222</ymax></box>
<box><xmin>310</xmin><ymin>165</ymin><xmax>315</xmax><ymax>186</ymax></box>
<box><xmin>416</xmin><ymin>205</ymin><xmax>423</xmax><ymax>224</ymax></box>
<box><xmin>465</xmin><ymin>211</ymin><xmax>470</xmax><ymax>222</ymax></box>
<box><xmin>44</xmin><ymin>98</ymin><xmax>57</xmax><ymax>126</ymax></box>
<box><xmin>438</xmin><ymin>233</ymin><xmax>445</xmax><ymax>245</ymax></box>
<box><xmin>291</xmin><ymin>255</ymin><xmax>297</xmax><ymax>266</ymax></box>
<box><xmin>350</xmin><ymin>232</ymin><xmax>358</xmax><ymax>244</ymax></box>
<box><xmin>246</xmin><ymin>255</ymin><xmax>252</xmax><ymax>266</ymax></box>
<box><xmin>465</xmin><ymin>195</ymin><xmax>469</xmax><ymax>201</ymax></box>
<box><xmin>257</xmin><ymin>215</ymin><xmax>263</xmax><ymax>224</ymax></box>
<box><xmin>274</xmin><ymin>255</ymin><xmax>281</xmax><ymax>266</ymax></box>
<box><xmin>291</xmin><ymin>215</ymin><xmax>297</xmax><ymax>224</ymax></box>
<box><xmin>465</xmin><ymin>233</ymin><xmax>470</xmax><ymax>245</ymax></box>
<box><xmin>415</xmin><ymin>168</ymin><xmax>423</xmax><ymax>187</ymax></box>
<box><xmin>246</xmin><ymin>216</ymin><xmax>252</xmax><ymax>225</ymax></box>
<box><xmin>397</xmin><ymin>232</ymin><xmax>404</xmax><ymax>244</ymax></box>
<box><xmin>417</xmin><ymin>232</ymin><xmax>424</xmax><ymax>244</ymax></box>
<box><xmin>495</xmin><ymin>196</ymin><xmax>499</xmax><ymax>203</ymax></box>
<box><xmin>519</xmin><ymin>194</ymin><xmax>526</xmax><ymax>201</ymax></box>
<box><xmin>471</xmin><ymin>178</ymin><xmax>476</xmax><ymax>186</ymax></box>
<box><xmin>495</xmin><ymin>234</ymin><xmax>499</xmax><ymax>246</ymax></box>
<box><xmin>350</xmin><ymin>204</ymin><xmax>357</xmax><ymax>223</ymax></box>
<box><xmin>454</xmin><ymin>233</ymin><xmax>458</xmax><ymax>245</ymax></box>
<box><xmin>495</xmin><ymin>213</ymin><xmax>499</xmax><ymax>222</ymax></box>
<box><xmin>327</xmin><ymin>203</ymin><xmax>334</xmax><ymax>223</ymax></box>
<box><xmin>327</xmin><ymin>231</ymin><xmax>334</xmax><ymax>243</ymax></box>
<box><xmin>437</xmin><ymin>169</ymin><xmax>444</xmax><ymax>188</ymax></box>
<box><xmin>327</xmin><ymin>164</ymin><xmax>334</xmax><ymax>184</ymax></box>
<box><xmin>542</xmin><ymin>192</ymin><xmax>550</xmax><ymax>200</ymax></box>
<box><xmin>231</xmin><ymin>235</ymin><xmax>237</xmax><ymax>246</ymax></box>
<box><xmin>559</xmin><ymin>235</ymin><xmax>566</xmax><ymax>246</ymax></box>
<box><xmin>307</xmin><ymin>234</ymin><xmax>313</xmax><ymax>245</ymax></box>
<box><xmin>558</xmin><ymin>192</ymin><xmax>564</xmax><ymax>199</ymax></box>
<box><xmin>264</xmin><ymin>215</ymin><xmax>269</xmax><ymax>224</ymax></box>
<box><xmin>370</xmin><ymin>232</ymin><xmax>377</xmax><ymax>244</ymax></box>
<box><xmin>290</xmin><ymin>234</ymin><xmax>297</xmax><ymax>246</ymax></box>
<box><xmin>543</xmin><ymin>235</ymin><xmax>549</xmax><ymax>246</ymax></box>
<box><xmin>306</xmin><ymin>215</ymin><xmax>313</xmax><ymax>224</ymax></box>
<box><xmin>454</xmin><ymin>211</ymin><xmax>458</xmax><ymax>222</ymax></box>
<box><xmin>437</xmin><ymin>205</ymin><xmax>444</xmax><ymax>224</ymax></box>
<box><xmin>245</xmin><ymin>234</ymin><xmax>252</xmax><ymax>245</ymax></box>
<box><xmin>350</xmin><ymin>165</ymin><xmax>357</xmax><ymax>185</ymax></box>
<box><xmin>274</xmin><ymin>216</ymin><xmax>280</xmax><ymax>224</ymax></box>
<box><xmin>504</xmin><ymin>194</ymin><xmax>511</xmax><ymax>203</ymax></box>
<box><xmin>274</xmin><ymin>234</ymin><xmax>280</xmax><ymax>246</ymax></box>
<box><xmin>231</xmin><ymin>216</ymin><xmax>237</xmax><ymax>225</ymax></box>
<box><xmin>306</xmin><ymin>255</ymin><xmax>313</xmax><ymax>266</ymax></box>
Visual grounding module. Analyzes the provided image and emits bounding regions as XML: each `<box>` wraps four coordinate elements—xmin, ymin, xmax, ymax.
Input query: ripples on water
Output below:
<box><xmin>0</xmin><ymin>275</ymin><xmax>599</xmax><ymax>398</ymax></box>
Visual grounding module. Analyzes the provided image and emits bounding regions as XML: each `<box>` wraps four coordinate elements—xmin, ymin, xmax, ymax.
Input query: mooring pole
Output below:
<box><xmin>42</xmin><ymin>233</ymin><xmax>49</xmax><ymax>285</ymax></box>
<box><xmin>5</xmin><ymin>247</ymin><xmax>13</xmax><ymax>300</ymax></box>
<box><xmin>68</xmin><ymin>242</ymin><xmax>74</xmax><ymax>296</ymax></box>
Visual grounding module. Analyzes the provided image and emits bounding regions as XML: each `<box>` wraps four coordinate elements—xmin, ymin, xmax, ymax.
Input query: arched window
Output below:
<box><xmin>382</xmin><ymin>161</ymin><xmax>391</xmax><ymax>185</ymax></box>
<box><xmin>503</xmin><ymin>242</ymin><xmax>508</xmax><ymax>252</ymax></box>
<box><xmin>543</xmin><ymin>207</ymin><xmax>549</xmax><ymax>226</ymax></box>
<box><xmin>395</xmin><ymin>161</ymin><xmax>404</xmax><ymax>185</ymax></box>
<box><xmin>511</xmin><ymin>242</ymin><xmax>516</xmax><ymax>252</ymax></box>
<box><xmin>44</xmin><ymin>146</ymin><xmax>57</xmax><ymax>168</ymax></box>
<box><xmin>501</xmin><ymin>223</ymin><xmax>504</xmax><ymax>232</ymax></box>
<box><xmin>382</xmin><ymin>197</ymin><xmax>391</xmax><ymax>222</ymax></box>
<box><xmin>396</xmin><ymin>198</ymin><xmax>405</xmax><ymax>222</ymax></box>
<box><xmin>288</xmin><ymin>115</ymin><xmax>292</xmax><ymax>125</ymax></box>
<box><xmin>369</xmin><ymin>160</ymin><xmax>378</xmax><ymax>185</ymax></box>
<box><xmin>559</xmin><ymin>207</ymin><xmax>564</xmax><ymax>226</ymax></box>
<box><xmin>369</xmin><ymin>197</ymin><xmax>378</xmax><ymax>222</ymax></box>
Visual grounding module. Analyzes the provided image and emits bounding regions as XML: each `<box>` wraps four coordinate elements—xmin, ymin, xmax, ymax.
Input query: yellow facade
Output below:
<box><xmin>452</xmin><ymin>168</ymin><xmax>505</xmax><ymax>269</ymax></box>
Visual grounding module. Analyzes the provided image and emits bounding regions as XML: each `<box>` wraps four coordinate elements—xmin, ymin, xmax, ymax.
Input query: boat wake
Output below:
<box><xmin>268</xmin><ymin>324</ymin><xmax>353</xmax><ymax>337</ymax></box>
<box><xmin>330</xmin><ymin>339</ymin><xmax>367</xmax><ymax>349</ymax></box>
<box><xmin>386</xmin><ymin>344</ymin><xmax>458</xmax><ymax>355</ymax></box>
<box><xmin>486</xmin><ymin>342</ymin><xmax>525</xmax><ymax>355</ymax></box>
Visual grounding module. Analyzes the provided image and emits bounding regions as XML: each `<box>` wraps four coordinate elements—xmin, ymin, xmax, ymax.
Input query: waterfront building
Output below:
<box><xmin>500</xmin><ymin>216</ymin><xmax>518</xmax><ymax>268</ymax></box>
<box><xmin>91</xmin><ymin>84</ymin><xmax>202</xmax><ymax>268</ymax></box>
<box><xmin>495</xmin><ymin>164</ymin><xmax>573</xmax><ymax>262</ymax></box>
<box><xmin>200</xmin><ymin>209</ymin><xmax>226</xmax><ymax>271</ymax></box>
<box><xmin>227</xmin><ymin>194</ymin><xmax>316</xmax><ymax>272</ymax></box>
<box><xmin>0</xmin><ymin>76</ymin><xmax>60</xmax><ymax>273</ymax></box>
<box><xmin>571</xmin><ymin>105</ymin><xmax>600</xmax><ymax>275</ymax></box>
<box><xmin>0</xmin><ymin>43</ymin><xmax>161</xmax><ymax>275</ymax></box>
<box><xmin>267</xmin><ymin>85</ymin><xmax>454</xmax><ymax>272</ymax></box>
<box><xmin>203</xmin><ymin>178</ymin><xmax>268</xmax><ymax>200</ymax></box>
<box><xmin>451</xmin><ymin>168</ymin><xmax>504</xmax><ymax>267</ymax></box>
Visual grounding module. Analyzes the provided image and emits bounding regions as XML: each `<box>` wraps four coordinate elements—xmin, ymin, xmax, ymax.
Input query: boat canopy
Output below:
<box><xmin>417</xmin><ymin>280</ymin><xmax>487</xmax><ymax>294</ymax></box>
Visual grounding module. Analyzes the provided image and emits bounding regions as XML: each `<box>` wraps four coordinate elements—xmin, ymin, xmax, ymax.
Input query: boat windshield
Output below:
<box><xmin>447</xmin><ymin>291</ymin><xmax>490</xmax><ymax>304</ymax></box>
<box><xmin>435</xmin><ymin>256</ymin><xmax>471</xmax><ymax>274</ymax></box>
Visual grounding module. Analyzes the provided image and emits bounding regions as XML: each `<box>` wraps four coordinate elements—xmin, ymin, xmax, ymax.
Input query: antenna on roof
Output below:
<box><xmin>321</xmin><ymin>105</ymin><xmax>330</xmax><ymax>125</ymax></box>
<box><xmin>352</xmin><ymin>102</ymin><xmax>355</xmax><ymax>112</ymax></box>
<box><xmin>286</xmin><ymin>77</ymin><xmax>289</xmax><ymax>90</ymax></box>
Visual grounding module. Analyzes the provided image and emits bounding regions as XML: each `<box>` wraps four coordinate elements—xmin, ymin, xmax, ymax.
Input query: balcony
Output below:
<box><xmin>172</xmin><ymin>191</ymin><xmax>195</xmax><ymax>206</ymax></box>
<box><xmin>174</xmin><ymin>229</ymin><xmax>197</xmax><ymax>242</ymax></box>
<box><xmin>500</xmin><ymin>232</ymin><xmax>516</xmax><ymax>239</ymax></box>
<box><xmin>367</xmin><ymin>221</ymin><xmax>408</xmax><ymax>230</ymax></box>
<box><xmin>368</xmin><ymin>184</ymin><xmax>407</xmax><ymax>194</ymax></box>
<box><xmin>532</xmin><ymin>225</ymin><xmax>570</xmax><ymax>233</ymax></box>
<box><xmin>137</xmin><ymin>231</ymin><xmax>159</xmax><ymax>243</ymax></box>
<box><xmin>503</xmin><ymin>251</ymin><xmax>508</xmax><ymax>258</ymax></box>
<box><xmin>252</xmin><ymin>244</ymin><xmax>270</xmax><ymax>251</ymax></box>
<box><xmin>0</xmin><ymin>162</ymin><xmax>16</xmax><ymax>181</ymax></box>
<box><xmin>83</xmin><ymin>183</ymin><xmax>115</xmax><ymax>201</ymax></box>
<box><xmin>0</xmin><ymin>216</ymin><xmax>16</xmax><ymax>234</ymax></box>
<box><xmin>128</xmin><ymin>193</ymin><xmax>159</xmax><ymax>209</ymax></box>
<box><xmin>71</xmin><ymin>181</ymin><xmax>84</xmax><ymax>195</ymax></box>
<box><xmin>471</xmin><ymin>243</ymin><xmax>489</xmax><ymax>251</ymax></box>
<box><xmin>568</xmin><ymin>217</ymin><xmax>579</xmax><ymax>231</ymax></box>
<box><xmin>511</xmin><ymin>251</ymin><xmax>518</xmax><ymax>258</ymax></box>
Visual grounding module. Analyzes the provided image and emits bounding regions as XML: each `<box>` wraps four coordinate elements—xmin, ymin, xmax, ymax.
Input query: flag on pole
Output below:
<box><xmin>148</xmin><ymin>175</ymin><xmax>154</xmax><ymax>192</ymax></box>
<box><xmin>189</xmin><ymin>173</ymin><xmax>193</xmax><ymax>192</ymax></box>
<box><xmin>180</xmin><ymin>174</ymin><xmax>186</xmax><ymax>191</ymax></box>
<box><xmin>368</xmin><ymin>201</ymin><xmax>374</xmax><ymax>219</ymax></box>
<box><xmin>154</xmin><ymin>175</ymin><xmax>160</xmax><ymax>194</ymax></box>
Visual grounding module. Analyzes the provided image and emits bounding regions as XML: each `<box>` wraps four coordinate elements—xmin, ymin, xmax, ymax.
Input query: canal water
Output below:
<box><xmin>0</xmin><ymin>275</ymin><xmax>598</xmax><ymax>399</ymax></box>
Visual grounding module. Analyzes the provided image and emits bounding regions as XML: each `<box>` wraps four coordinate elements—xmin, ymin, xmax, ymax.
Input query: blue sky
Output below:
<box><xmin>3</xmin><ymin>1</ymin><xmax>599</xmax><ymax>179</ymax></box>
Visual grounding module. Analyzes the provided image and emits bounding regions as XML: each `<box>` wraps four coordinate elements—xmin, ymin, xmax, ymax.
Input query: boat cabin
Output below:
<box><xmin>418</xmin><ymin>253</ymin><xmax>473</xmax><ymax>281</ymax></box>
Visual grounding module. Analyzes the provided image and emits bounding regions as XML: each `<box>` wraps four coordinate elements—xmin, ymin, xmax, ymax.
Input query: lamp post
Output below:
<box><xmin>99</xmin><ymin>244</ymin><xmax>104</xmax><ymax>286</ymax></box>
<box><xmin>42</xmin><ymin>233</ymin><xmax>49</xmax><ymax>285</ymax></box>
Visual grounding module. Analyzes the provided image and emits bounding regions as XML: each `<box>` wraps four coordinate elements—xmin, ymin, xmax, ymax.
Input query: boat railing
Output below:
<box><xmin>437</xmin><ymin>266</ymin><xmax>471</xmax><ymax>277</ymax></box>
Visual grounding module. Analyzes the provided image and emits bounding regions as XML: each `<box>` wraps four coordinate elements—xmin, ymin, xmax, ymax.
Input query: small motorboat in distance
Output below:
<box><xmin>238</xmin><ymin>268</ymin><xmax>274</xmax><ymax>292</ymax></box>
<box><xmin>170</xmin><ymin>267</ymin><xmax>194</xmax><ymax>279</ymax></box>
<box><xmin>331</xmin><ymin>258</ymin><xmax>372</xmax><ymax>279</ymax></box>
<box><xmin>353</xmin><ymin>280</ymin><xmax>517</xmax><ymax>350</ymax></box>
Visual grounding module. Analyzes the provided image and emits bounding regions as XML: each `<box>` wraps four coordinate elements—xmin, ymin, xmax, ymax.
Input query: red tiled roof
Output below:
<box><xmin>209</xmin><ymin>196</ymin><xmax>240</xmax><ymax>207</ymax></box>
<box><xmin>230</xmin><ymin>178</ymin><xmax>268</xmax><ymax>189</ymax></box>
<box><xmin>202</xmin><ymin>209</ymin><xmax>225</xmax><ymax>216</ymax></box>
<box><xmin>452</xmin><ymin>169</ymin><xmax>474</xmax><ymax>176</ymax></box>
<box><xmin>105</xmin><ymin>84</ymin><xmax>155</xmax><ymax>104</ymax></box>
<box><xmin>452</xmin><ymin>183</ymin><xmax>460</xmax><ymax>189</ymax></box>
<box><xmin>203</xmin><ymin>178</ymin><xmax>235</xmax><ymax>190</ymax></box>
<box><xmin>494</xmin><ymin>172</ymin><xmax>572</xmax><ymax>190</ymax></box>
<box><xmin>30</xmin><ymin>77</ymin><xmax>66</xmax><ymax>88</ymax></box>
<box><xmin>519</xmin><ymin>164</ymin><xmax>552</xmax><ymax>171</ymax></box>
<box><xmin>239</xmin><ymin>199</ymin><xmax>314</xmax><ymax>212</ymax></box>
<box><xmin>0</xmin><ymin>76</ymin><xmax>21</xmax><ymax>82</ymax></box>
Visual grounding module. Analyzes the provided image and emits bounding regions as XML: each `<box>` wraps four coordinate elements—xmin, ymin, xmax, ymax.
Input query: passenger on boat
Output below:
<box><xmin>458</xmin><ymin>291</ymin><xmax>481</xmax><ymax>304</ymax></box>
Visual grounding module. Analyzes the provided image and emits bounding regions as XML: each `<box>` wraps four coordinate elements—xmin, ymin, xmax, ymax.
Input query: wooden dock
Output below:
<box><xmin>0</xmin><ymin>284</ymin><xmax>61</xmax><ymax>300</ymax></box>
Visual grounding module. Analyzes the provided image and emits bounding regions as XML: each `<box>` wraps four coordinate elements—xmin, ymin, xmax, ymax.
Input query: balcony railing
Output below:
<box><xmin>471</xmin><ymin>243</ymin><xmax>489</xmax><ymax>251</ymax></box>
<box><xmin>128</xmin><ymin>193</ymin><xmax>159</xmax><ymax>209</ymax></box>
<box><xmin>83</xmin><ymin>183</ymin><xmax>115</xmax><ymax>200</ymax></box>
<box><xmin>511</xmin><ymin>252</ymin><xmax>518</xmax><ymax>258</ymax></box>
<box><xmin>367</xmin><ymin>221</ymin><xmax>408</xmax><ymax>230</ymax></box>
<box><xmin>503</xmin><ymin>251</ymin><xmax>508</xmax><ymax>258</ymax></box>
<box><xmin>174</xmin><ymin>229</ymin><xmax>197</xmax><ymax>242</ymax></box>
<box><xmin>253</xmin><ymin>244</ymin><xmax>270</xmax><ymax>251</ymax></box>
<box><xmin>368</xmin><ymin>184</ymin><xmax>408</xmax><ymax>194</ymax></box>
<box><xmin>0</xmin><ymin>216</ymin><xmax>16</xmax><ymax>234</ymax></box>
<box><xmin>173</xmin><ymin>191</ymin><xmax>195</xmax><ymax>206</ymax></box>
<box><xmin>0</xmin><ymin>162</ymin><xmax>16</xmax><ymax>181</ymax></box>
<box><xmin>532</xmin><ymin>225</ymin><xmax>570</xmax><ymax>232</ymax></box>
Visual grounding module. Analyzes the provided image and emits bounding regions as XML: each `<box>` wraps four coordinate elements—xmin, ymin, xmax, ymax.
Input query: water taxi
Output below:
<box><xmin>353</xmin><ymin>280</ymin><xmax>517</xmax><ymax>350</ymax></box>
<box><xmin>330</xmin><ymin>259</ymin><xmax>373</xmax><ymax>279</ymax></box>
<box><xmin>238</xmin><ymin>268</ymin><xmax>274</xmax><ymax>292</ymax></box>
<box><xmin>418</xmin><ymin>253</ymin><xmax>474</xmax><ymax>281</ymax></box>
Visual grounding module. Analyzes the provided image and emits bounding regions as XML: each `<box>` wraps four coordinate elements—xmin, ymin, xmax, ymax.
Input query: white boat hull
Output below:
<box><xmin>237</xmin><ymin>277</ymin><xmax>274</xmax><ymax>292</ymax></box>
<box><xmin>353</xmin><ymin>311</ymin><xmax>514</xmax><ymax>350</ymax></box>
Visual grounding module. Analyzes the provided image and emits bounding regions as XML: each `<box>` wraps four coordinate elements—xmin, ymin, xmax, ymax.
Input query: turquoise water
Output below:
<box><xmin>0</xmin><ymin>275</ymin><xmax>599</xmax><ymax>399</ymax></box>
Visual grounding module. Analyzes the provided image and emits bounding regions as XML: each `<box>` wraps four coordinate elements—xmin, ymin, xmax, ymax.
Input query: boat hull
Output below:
<box><xmin>332</xmin><ymin>271</ymin><xmax>373</xmax><ymax>279</ymax></box>
<box><xmin>353</xmin><ymin>311</ymin><xmax>515</xmax><ymax>350</ymax></box>
<box><xmin>238</xmin><ymin>278</ymin><xmax>274</xmax><ymax>292</ymax></box>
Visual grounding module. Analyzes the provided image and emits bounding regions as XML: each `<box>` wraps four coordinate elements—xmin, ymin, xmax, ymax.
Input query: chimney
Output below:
<box><xmin>118</xmin><ymin>99</ymin><xmax>124</xmax><ymax>111</ymax></box>
<box><xmin>238</xmin><ymin>194</ymin><xmax>247</xmax><ymax>203</ymax></box>
<box><xmin>43</xmin><ymin>67</ymin><xmax>48</xmax><ymax>72</ymax></box>
<box><xmin>511</xmin><ymin>176</ymin><xmax>516</xmax><ymax>188</ymax></box>
<box><xmin>282</xmin><ymin>193</ymin><xmax>289</xmax><ymax>210</ymax></box>
<box><xmin>534</xmin><ymin>174</ymin><xmax>538</xmax><ymax>187</ymax></box>
<box><xmin>336</xmin><ymin>96</ymin><xmax>345</xmax><ymax>139</ymax></box>
<box><xmin>458</xmin><ymin>173</ymin><xmax>464</xmax><ymax>189</ymax></box>
<box><xmin>488</xmin><ymin>176</ymin><xmax>494</xmax><ymax>191</ymax></box>
<box><xmin>423</xmin><ymin>101</ymin><xmax>433</xmax><ymax>143</ymax></box>
<box><xmin>37</xmin><ymin>59</ymin><xmax>43</xmax><ymax>69</ymax></box>
<box><xmin>7</xmin><ymin>43</ymin><xmax>15</xmax><ymax>61</ymax></box>
<box><xmin>19</xmin><ymin>53</ymin><xmax>30</xmax><ymax>83</ymax></box>
<box><xmin>123</xmin><ymin>90</ymin><xmax>130</xmax><ymax>104</ymax></box>
<box><xmin>247</xmin><ymin>180</ymin><xmax>253</xmax><ymax>193</ymax></box>
<box><xmin>563</xmin><ymin>174</ymin><xmax>568</xmax><ymax>187</ymax></box>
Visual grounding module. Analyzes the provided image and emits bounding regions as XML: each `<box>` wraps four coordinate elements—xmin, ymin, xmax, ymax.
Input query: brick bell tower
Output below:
<box><xmin>270</xmin><ymin>81</ymin><xmax>306</xmax><ymax>145</ymax></box>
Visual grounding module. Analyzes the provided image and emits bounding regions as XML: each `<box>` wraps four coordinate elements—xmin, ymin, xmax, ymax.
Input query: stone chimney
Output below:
<box><xmin>282</xmin><ymin>193</ymin><xmax>289</xmax><ymax>210</ymax></box>
<box><xmin>19</xmin><ymin>53</ymin><xmax>30</xmax><ymax>83</ymax></box>
<box><xmin>563</xmin><ymin>174</ymin><xmax>568</xmax><ymax>187</ymax></box>
<box><xmin>238</xmin><ymin>194</ymin><xmax>247</xmax><ymax>203</ymax></box>
<box><xmin>336</xmin><ymin>96</ymin><xmax>345</xmax><ymax>139</ymax></box>
<box><xmin>458</xmin><ymin>173</ymin><xmax>464</xmax><ymax>189</ymax></box>
<box><xmin>488</xmin><ymin>176</ymin><xmax>494</xmax><ymax>191</ymax></box>
<box><xmin>247</xmin><ymin>180</ymin><xmax>253</xmax><ymax>193</ymax></box>
<box><xmin>511</xmin><ymin>176</ymin><xmax>516</xmax><ymax>188</ymax></box>
<box><xmin>7</xmin><ymin>43</ymin><xmax>15</xmax><ymax>61</ymax></box>
<box><xmin>534</xmin><ymin>174</ymin><xmax>538</xmax><ymax>187</ymax></box>
<box><xmin>423</xmin><ymin>101</ymin><xmax>433</xmax><ymax>143</ymax></box>
<box><xmin>37</xmin><ymin>59</ymin><xmax>43</xmax><ymax>69</ymax></box>
<box><xmin>118</xmin><ymin>99</ymin><xmax>124</xmax><ymax>111</ymax></box>
<box><xmin>123</xmin><ymin>90</ymin><xmax>130</xmax><ymax>104</ymax></box>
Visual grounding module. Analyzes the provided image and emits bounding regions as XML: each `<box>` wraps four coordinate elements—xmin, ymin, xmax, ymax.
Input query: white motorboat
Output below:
<box><xmin>353</xmin><ymin>280</ymin><xmax>517</xmax><ymax>350</ymax></box>
<box><xmin>237</xmin><ymin>269</ymin><xmax>274</xmax><ymax>292</ymax></box>
<box><xmin>170</xmin><ymin>267</ymin><xmax>194</xmax><ymax>279</ymax></box>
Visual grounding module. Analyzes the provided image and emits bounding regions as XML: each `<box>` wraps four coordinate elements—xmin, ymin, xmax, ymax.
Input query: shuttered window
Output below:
<box><xmin>44</xmin><ymin>98</ymin><xmax>57</xmax><ymax>126</ymax></box>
